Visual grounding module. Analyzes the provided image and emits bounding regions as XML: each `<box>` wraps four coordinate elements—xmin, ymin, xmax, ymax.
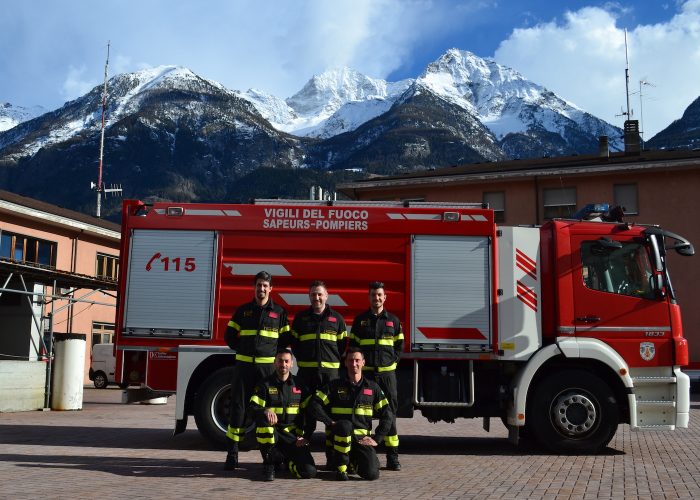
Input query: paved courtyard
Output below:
<box><xmin>1</xmin><ymin>388</ymin><xmax>700</xmax><ymax>499</ymax></box>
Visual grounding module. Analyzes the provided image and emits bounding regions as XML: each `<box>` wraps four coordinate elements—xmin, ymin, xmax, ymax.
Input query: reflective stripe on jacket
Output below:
<box><xmin>349</xmin><ymin>309</ymin><xmax>403</xmax><ymax>371</ymax></box>
<box><xmin>249</xmin><ymin>373</ymin><xmax>314</xmax><ymax>440</ymax></box>
<box><xmin>307</xmin><ymin>376</ymin><xmax>392</xmax><ymax>445</ymax></box>
<box><xmin>291</xmin><ymin>306</ymin><xmax>347</xmax><ymax>369</ymax></box>
<box><xmin>224</xmin><ymin>299</ymin><xmax>290</xmax><ymax>363</ymax></box>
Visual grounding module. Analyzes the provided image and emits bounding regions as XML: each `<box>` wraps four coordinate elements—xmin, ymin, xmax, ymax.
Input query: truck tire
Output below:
<box><xmin>93</xmin><ymin>371</ymin><xmax>108</xmax><ymax>389</ymax></box>
<box><xmin>529</xmin><ymin>369</ymin><xmax>618</xmax><ymax>454</ymax></box>
<box><xmin>194</xmin><ymin>367</ymin><xmax>234</xmax><ymax>449</ymax></box>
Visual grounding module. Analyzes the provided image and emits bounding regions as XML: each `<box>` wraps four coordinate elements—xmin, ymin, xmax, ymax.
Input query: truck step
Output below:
<box><xmin>632</xmin><ymin>376</ymin><xmax>676</xmax><ymax>385</ymax></box>
<box><xmin>635</xmin><ymin>399</ymin><xmax>676</xmax><ymax>407</ymax></box>
<box><xmin>636</xmin><ymin>425</ymin><xmax>675</xmax><ymax>431</ymax></box>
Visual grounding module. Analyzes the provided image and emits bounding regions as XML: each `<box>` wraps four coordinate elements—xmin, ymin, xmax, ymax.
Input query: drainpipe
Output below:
<box><xmin>66</xmin><ymin>230</ymin><xmax>82</xmax><ymax>334</ymax></box>
<box><xmin>534</xmin><ymin>176</ymin><xmax>540</xmax><ymax>224</ymax></box>
<box><xmin>43</xmin><ymin>279</ymin><xmax>56</xmax><ymax>410</ymax></box>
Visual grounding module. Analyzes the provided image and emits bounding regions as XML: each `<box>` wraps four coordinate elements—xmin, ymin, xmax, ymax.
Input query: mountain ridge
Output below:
<box><xmin>4</xmin><ymin>48</ymin><xmax>691</xmax><ymax>220</ymax></box>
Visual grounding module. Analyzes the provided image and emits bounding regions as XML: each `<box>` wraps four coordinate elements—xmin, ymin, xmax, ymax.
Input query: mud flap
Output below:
<box><xmin>507</xmin><ymin>424</ymin><xmax>519</xmax><ymax>446</ymax></box>
<box><xmin>174</xmin><ymin>417</ymin><xmax>187</xmax><ymax>436</ymax></box>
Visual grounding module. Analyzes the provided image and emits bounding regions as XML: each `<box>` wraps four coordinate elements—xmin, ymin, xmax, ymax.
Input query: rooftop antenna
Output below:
<box><xmin>92</xmin><ymin>40</ymin><xmax>122</xmax><ymax>218</ymax></box>
<box><xmin>624</xmin><ymin>29</ymin><xmax>631</xmax><ymax>120</ymax></box>
<box><xmin>615</xmin><ymin>29</ymin><xmax>634</xmax><ymax>120</ymax></box>
<box><xmin>639</xmin><ymin>79</ymin><xmax>655</xmax><ymax>148</ymax></box>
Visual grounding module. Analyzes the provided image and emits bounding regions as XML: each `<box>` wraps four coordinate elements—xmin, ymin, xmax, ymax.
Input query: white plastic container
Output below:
<box><xmin>51</xmin><ymin>333</ymin><xmax>86</xmax><ymax>410</ymax></box>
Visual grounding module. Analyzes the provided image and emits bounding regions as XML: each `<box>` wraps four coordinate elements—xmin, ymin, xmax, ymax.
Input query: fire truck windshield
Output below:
<box><xmin>581</xmin><ymin>240</ymin><xmax>656</xmax><ymax>300</ymax></box>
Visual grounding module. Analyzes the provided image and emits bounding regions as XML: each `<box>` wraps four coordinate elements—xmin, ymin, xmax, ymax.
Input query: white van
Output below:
<box><xmin>89</xmin><ymin>343</ymin><xmax>118</xmax><ymax>389</ymax></box>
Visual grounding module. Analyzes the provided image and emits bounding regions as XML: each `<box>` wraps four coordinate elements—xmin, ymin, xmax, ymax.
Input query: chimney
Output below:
<box><xmin>598</xmin><ymin>135</ymin><xmax>609</xmax><ymax>159</ymax></box>
<box><xmin>624</xmin><ymin>120</ymin><xmax>641</xmax><ymax>155</ymax></box>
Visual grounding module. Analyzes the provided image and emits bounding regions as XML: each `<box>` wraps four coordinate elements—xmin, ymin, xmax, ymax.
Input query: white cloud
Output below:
<box><xmin>61</xmin><ymin>65</ymin><xmax>95</xmax><ymax>102</ymax></box>
<box><xmin>494</xmin><ymin>1</ymin><xmax>700</xmax><ymax>137</ymax></box>
<box><xmin>1</xmin><ymin>0</ymin><xmax>483</xmax><ymax>108</ymax></box>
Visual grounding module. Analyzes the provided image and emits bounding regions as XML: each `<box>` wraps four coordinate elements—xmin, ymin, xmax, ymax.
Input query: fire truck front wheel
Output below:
<box><xmin>194</xmin><ymin>367</ymin><xmax>233</xmax><ymax>449</ymax></box>
<box><xmin>529</xmin><ymin>369</ymin><xmax>619</xmax><ymax>454</ymax></box>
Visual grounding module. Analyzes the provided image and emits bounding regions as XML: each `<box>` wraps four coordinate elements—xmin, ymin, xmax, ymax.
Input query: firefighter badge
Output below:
<box><xmin>640</xmin><ymin>342</ymin><xmax>655</xmax><ymax>361</ymax></box>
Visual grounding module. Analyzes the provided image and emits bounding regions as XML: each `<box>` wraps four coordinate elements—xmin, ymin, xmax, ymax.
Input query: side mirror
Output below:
<box><xmin>673</xmin><ymin>242</ymin><xmax>695</xmax><ymax>256</ymax></box>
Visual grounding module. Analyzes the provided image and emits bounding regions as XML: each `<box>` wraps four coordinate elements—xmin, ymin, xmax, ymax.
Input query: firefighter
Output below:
<box><xmin>349</xmin><ymin>281</ymin><xmax>403</xmax><ymax>471</ymax></box>
<box><xmin>223</xmin><ymin>270</ymin><xmax>291</xmax><ymax>471</ymax></box>
<box><xmin>290</xmin><ymin>280</ymin><xmax>348</xmax><ymax>465</ymax></box>
<box><xmin>307</xmin><ymin>347</ymin><xmax>393</xmax><ymax>481</ymax></box>
<box><xmin>250</xmin><ymin>348</ymin><xmax>316</xmax><ymax>481</ymax></box>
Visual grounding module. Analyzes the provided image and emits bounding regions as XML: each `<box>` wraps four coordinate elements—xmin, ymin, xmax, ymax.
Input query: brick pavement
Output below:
<box><xmin>1</xmin><ymin>388</ymin><xmax>700</xmax><ymax>499</ymax></box>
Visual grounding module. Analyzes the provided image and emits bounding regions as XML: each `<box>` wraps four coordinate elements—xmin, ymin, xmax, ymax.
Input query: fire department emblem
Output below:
<box><xmin>640</xmin><ymin>342</ymin><xmax>655</xmax><ymax>361</ymax></box>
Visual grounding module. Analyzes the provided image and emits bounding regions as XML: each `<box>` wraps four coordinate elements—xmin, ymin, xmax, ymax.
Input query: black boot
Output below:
<box><xmin>224</xmin><ymin>444</ymin><xmax>239</xmax><ymax>471</ymax></box>
<box><xmin>262</xmin><ymin>463</ymin><xmax>275</xmax><ymax>481</ymax></box>
<box><xmin>386</xmin><ymin>448</ymin><xmax>401</xmax><ymax>471</ymax></box>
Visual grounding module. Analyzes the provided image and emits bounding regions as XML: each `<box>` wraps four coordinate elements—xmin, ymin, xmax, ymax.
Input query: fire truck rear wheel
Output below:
<box><xmin>529</xmin><ymin>369</ymin><xmax>618</xmax><ymax>454</ymax></box>
<box><xmin>194</xmin><ymin>367</ymin><xmax>234</xmax><ymax>449</ymax></box>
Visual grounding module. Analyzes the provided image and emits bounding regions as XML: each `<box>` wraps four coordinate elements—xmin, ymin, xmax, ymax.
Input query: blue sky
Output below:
<box><xmin>2</xmin><ymin>0</ymin><xmax>699</xmax><ymax>137</ymax></box>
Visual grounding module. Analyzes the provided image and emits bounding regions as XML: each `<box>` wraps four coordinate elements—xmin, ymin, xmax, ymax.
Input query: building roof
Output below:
<box><xmin>337</xmin><ymin>149</ymin><xmax>700</xmax><ymax>196</ymax></box>
<box><xmin>0</xmin><ymin>189</ymin><xmax>120</xmax><ymax>240</ymax></box>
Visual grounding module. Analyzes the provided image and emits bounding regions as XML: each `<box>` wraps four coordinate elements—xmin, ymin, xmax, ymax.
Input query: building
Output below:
<box><xmin>337</xmin><ymin>147</ymin><xmax>700</xmax><ymax>367</ymax></box>
<box><xmin>0</xmin><ymin>190</ymin><xmax>120</xmax><ymax>411</ymax></box>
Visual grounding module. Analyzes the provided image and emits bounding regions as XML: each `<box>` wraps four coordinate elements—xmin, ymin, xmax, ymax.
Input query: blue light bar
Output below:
<box><xmin>572</xmin><ymin>203</ymin><xmax>610</xmax><ymax>220</ymax></box>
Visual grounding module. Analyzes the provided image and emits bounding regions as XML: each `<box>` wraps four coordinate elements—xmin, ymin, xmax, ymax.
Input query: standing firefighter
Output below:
<box><xmin>250</xmin><ymin>348</ymin><xmax>316</xmax><ymax>481</ymax></box>
<box><xmin>291</xmin><ymin>280</ymin><xmax>348</xmax><ymax>390</ymax></box>
<box><xmin>308</xmin><ymin>347</ymin><xmax>393</xmax><ymax>481</ymax></box>
<box><xmin>349</xmin><ymin>281</ymin><xmax>404</xmax><ymax>471</ymax></box>
<box><xmin>223</xmin><ymin>271</ymin><xmax>290</xmax><ymax>470</ymax></box>
<box><xmin>290</xmin><ymin>280</ymin><xmax>348</xmax><ymax>464</ymax></box>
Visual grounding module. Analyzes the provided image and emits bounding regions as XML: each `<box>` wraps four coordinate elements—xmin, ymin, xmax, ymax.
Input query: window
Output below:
<box><xmin>543</xmin><ymin>187</ymin><xmax>576</xmax><ymax>219</ymax></box>
<box><xmin>483</xmin><ymin>191</ymin><xmax>505</xmax><ymax>223</ymax></box>
<box><xmin>580</xmin><ymin>240</ymin><xmax>655</xmax><ymax>300</ymax></box>
<box><xmin>96</xmin><ymin>253</ymin><xmax>119</xmax><ymax>280</ymax></box>
<box><xmin>0</xmin><ymin>230</ymin><xmax>56</xmax><ymax>267</ymax></box>
<box><xmin>92</xmin><ymin>322</ymin><xmax>115</xmax><ymax>347</ymax></box>
<box><xmin>614</xmin><ymin>183</ymin><xmax>638</xmax><ymax>215</ymax></box>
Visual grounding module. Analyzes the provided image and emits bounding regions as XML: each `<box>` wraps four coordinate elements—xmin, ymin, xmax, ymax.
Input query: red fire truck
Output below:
<box><xmin>115</xmin><ymin>199</ymin><xmax>694</xmax><ymax>453</ymax></box>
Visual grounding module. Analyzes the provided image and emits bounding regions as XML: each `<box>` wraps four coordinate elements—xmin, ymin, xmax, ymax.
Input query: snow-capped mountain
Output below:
<box><xmin>415</xmin><ymin>49</ymin><xmax>623</xmax><ymax>153</ymax></box>
<box><xmin>241</xmin><ymin>67</ymin><xmax>412</xmax><ymax>138</ymax></box>
<box><xmin>0</xmin><ymin>65</ymin><xmax>306</xmax><ymax>218</ymax></box>
<box><xmin>0</xmin><ymin>103</ymin><xmax>46</xmax><ymax>132</ymax></box>
<box><xmin>238</xmin><ymin>49</ymin><xmax>623</xmax><ymax>155</ymax></box>
<box><xmin>0</xmin><ymin>48</ymin><xmax>642</xmax><ymax>217</ymax></box>
<box><xmin>0</xmin><ymin>66</ymin><xmax>257</xmax><ymax>161</ymax></box>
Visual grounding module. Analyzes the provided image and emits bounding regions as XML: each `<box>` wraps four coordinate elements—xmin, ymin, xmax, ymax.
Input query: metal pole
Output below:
<box><xmin>43</xmin><ymin>279</ymin><xmax>57</xmax><ymax>409</ymax></box>
<box><xmin>638</xmin><ymin>80</ymin><xmax>654</xmax><ymax>150</ymax></box>
<box><xmin>0</xmin><ymin>271</ymin><xmax>13</xmax><ymax>299</ymax></box>
<box><xmin>624</xmin><ymin>30</ymin><xmax>631</xmax><ymax>119</ymax></box>
<box><xmin>96</xmin><ymin>41</ymin><xmax>110</xmax><ymax>218</ymax></box>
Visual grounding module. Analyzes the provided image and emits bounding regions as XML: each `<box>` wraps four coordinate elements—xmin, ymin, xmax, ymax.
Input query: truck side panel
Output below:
<box><xmin>497</xmin><ymin>226</ymin><xmax>542</xmax><ymax>361</ymax></box>
<box><xmin>122</xmin><ymin>229</ymin><xmax>217</xmax><ymax>338</ymax></box>
<box><xmin>217</xmin><ymin>232</ymin><xmax>409</xmax><ymax>341</ymax></box>
<box><xmin>411</xmin><ymin>235</ymin><xmax>492</xmax><ymax>350</ymax></box>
